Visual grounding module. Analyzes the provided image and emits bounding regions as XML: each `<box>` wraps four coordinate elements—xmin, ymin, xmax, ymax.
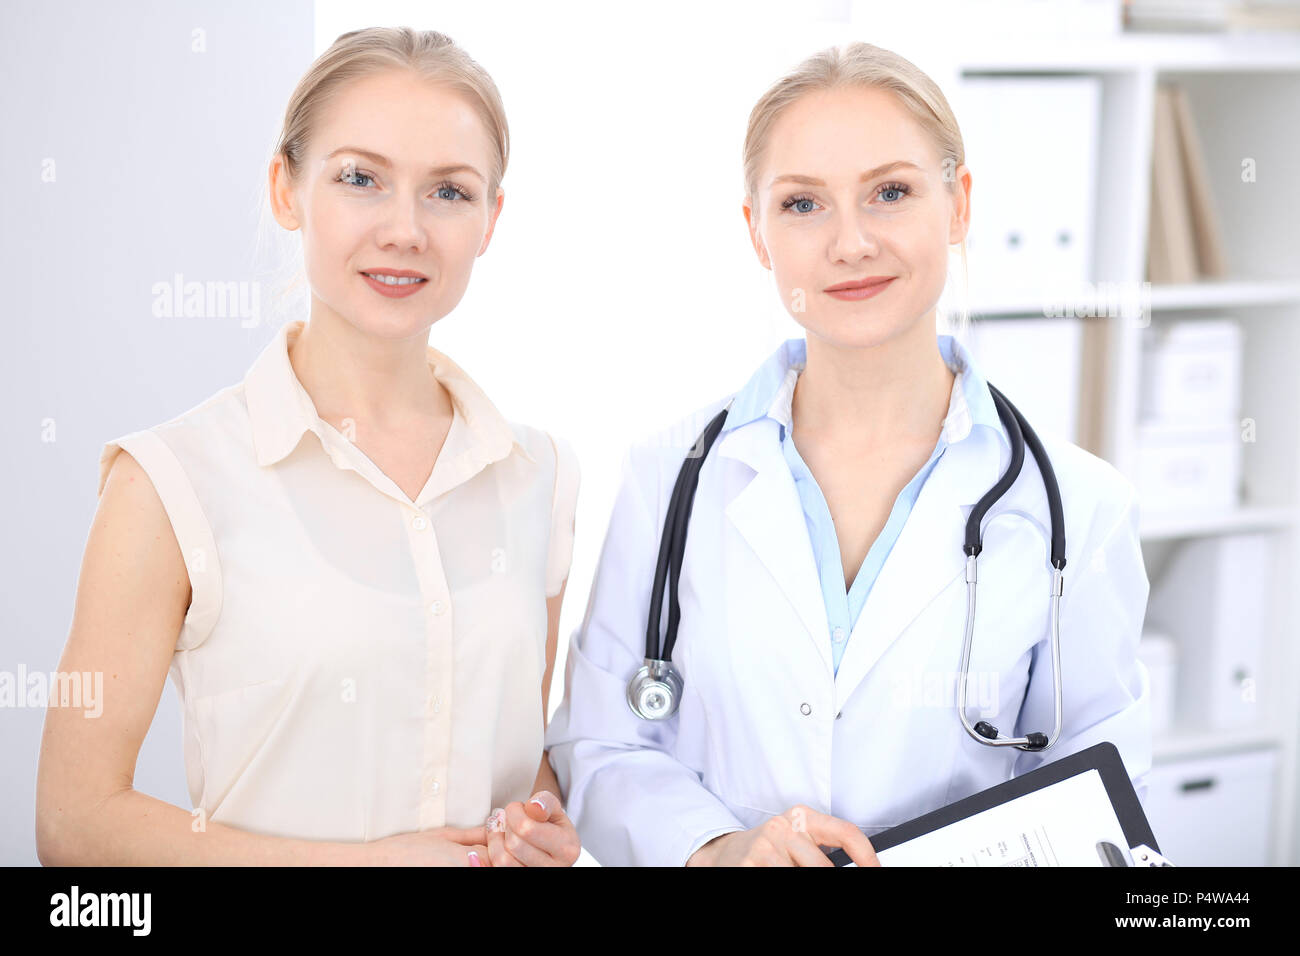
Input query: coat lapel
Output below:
<box><xmin>710</xmin><ymin>385</ymin><xmax>1014</xmax><ymax>707</ymax></box>
<box><xmin>832</xmin><ymin>427</ymin><xmax>1009</xmax><ymax>709</ymax></box>
<box><xmin>716</xmin><ymin>419</ymin><xmax>834</xmax><ymax>678</ymax></box>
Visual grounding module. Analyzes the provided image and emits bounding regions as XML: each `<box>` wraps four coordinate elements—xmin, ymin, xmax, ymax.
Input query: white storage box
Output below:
<box><xmin>1140</xmin><ymin>319</ymin><xmax>1242</xmax><ymax>425</ymax></box>
<box><xmin>1135</xmin><ymin>421</ymin><xmax>1241</xmax><ymax>512</ymax></box>
<box><xmin>964</xmin><ymin>317</ymin><xmax>1082</xmax><ymax>446</ymax></box>
<box><xmin>1138</xmin><ymin>629</ymin><xmax>1177</xmax><ymax>737</ymax></box>
<box><xmin>1144</xmin><ymin>748</ymin><xmax>1275</xmax><ymax>866</ymax></box>
<box><xmin>1144</xmin><ymin>532</ymin><xmax>1271</xmax><ymax>731</ymax></box>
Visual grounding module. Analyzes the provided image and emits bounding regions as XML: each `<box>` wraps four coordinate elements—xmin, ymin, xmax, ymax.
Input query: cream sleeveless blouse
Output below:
<box><xmin>97</xmin><ymin>319</ymin><xmax>580</xmax><ymax>841</ymax></box>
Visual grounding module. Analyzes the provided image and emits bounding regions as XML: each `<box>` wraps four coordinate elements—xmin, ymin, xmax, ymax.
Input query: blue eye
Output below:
<box><xmin>781</xmin><ymin>194</ymin><xmax>818</xmax><ymax>214</ymax></box>
<box><xmin>337</xmin><ymin>167</ymin><xmax>374</xmax><ymax>189</ymax></box>
<box><xmin>878</xmin><ymin>183</ymin><xmax>910</xmax><ymax>203</ymax></box>
<box><xmin>434</xmin><ymin>182</ymin><xmax>476</xmax><ymax>202</ymax></box>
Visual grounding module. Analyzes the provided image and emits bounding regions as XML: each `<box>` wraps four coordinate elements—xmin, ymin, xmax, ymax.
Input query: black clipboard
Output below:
<box><xmin>826</xmin><ymin>741</ymin><xmax>1159</xmax><ymax>866</ymax></box>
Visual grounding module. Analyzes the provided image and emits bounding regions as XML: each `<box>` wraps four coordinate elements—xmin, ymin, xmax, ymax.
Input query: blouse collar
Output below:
<box><xmin>243</xmin><ymin>319</ymin><xmax>536</xmax><ymax>472</ymax></box>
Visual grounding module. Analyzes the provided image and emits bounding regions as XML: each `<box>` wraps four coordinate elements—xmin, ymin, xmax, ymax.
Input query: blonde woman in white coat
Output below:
<box><xmin>545</xmin><ymin>43</ymin><xmax>1151</xmax><ymax>867</ymax></box>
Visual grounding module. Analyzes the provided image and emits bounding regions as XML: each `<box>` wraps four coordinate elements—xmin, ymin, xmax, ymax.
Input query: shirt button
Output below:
<box><xmin>429</xmin><ymin>600</ymin><xmax>446</xmax><ymax>616</ymax></box>
<box><xmin>427</xmin><ymin>694</ymin><xmax>440</xmax><ymax>714</ymax></box>
<box><xmin>800</xmin><ymin>702</ymin><xmax>812</xmax><ymax>716</ymax></box>
<box><xmin>430</xmin><ymin>780</ymin><xmax>441</xmax><ymax>795</ymax></box>
<box><xmin>832</xmin><ymin>626</ymin><xmax>846</xmax><ymax>644</ymax></box>
<box><xmin>411</xmin><ymin>514</ymin><xmax>428</xmax><ymax>531</ymax></box>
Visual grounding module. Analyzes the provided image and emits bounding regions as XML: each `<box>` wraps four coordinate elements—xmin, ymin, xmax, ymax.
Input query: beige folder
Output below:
<box><xmin>1171</xmin><ymin>83</ymin><xmax>1228</xmax><ymax>278</ymax></box>
<box><xmin>1147</xmin><ymin>83</ymin><xmax>1198</xmax><ymax>284</ymax></box>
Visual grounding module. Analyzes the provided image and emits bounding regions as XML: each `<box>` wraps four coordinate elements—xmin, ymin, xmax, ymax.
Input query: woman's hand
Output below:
<box><xmin>370</xmin><ymin>825</ymin><xmax>489</xmax><ymax>866</ymax></box>
<box><xmin>686</xmin><ymin>805</ymin><xmax>880</xmax><ymax>867</ymax></box>
<box><xmin>484</xmin><ymin>790</ymin><xmax>581</xmax><ymax>867</ymax></box>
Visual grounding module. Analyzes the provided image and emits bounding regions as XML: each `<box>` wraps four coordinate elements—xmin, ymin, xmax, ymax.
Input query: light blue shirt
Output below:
<box><xmin>722</xmin><ymin>334</ymin><xmax>1005</xmax><ymax>674</ymax></box>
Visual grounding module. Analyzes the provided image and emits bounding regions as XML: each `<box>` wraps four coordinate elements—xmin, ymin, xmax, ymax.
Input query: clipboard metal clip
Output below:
<box><xmin>1130</xmin><ymin>843</ymin><xmax>1176</xmax><ymax>867</ymax></box>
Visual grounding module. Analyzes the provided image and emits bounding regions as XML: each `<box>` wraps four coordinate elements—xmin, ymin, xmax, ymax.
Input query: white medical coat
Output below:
<box><xmin>546</xmin><ymin>393</ymin><xmax>1152</xmax><ymax>867</ymax></box>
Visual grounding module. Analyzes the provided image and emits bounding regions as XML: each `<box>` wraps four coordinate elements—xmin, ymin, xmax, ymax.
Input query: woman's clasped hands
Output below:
<box><xmin>482</xmin><ymin>789</ymin><xmax>581</xmax><ymax>867</ymax></box>
<box><xmin>369</xmin><ymin>790</ymin><xmax>579</xmax><ymax>866</ymax></box>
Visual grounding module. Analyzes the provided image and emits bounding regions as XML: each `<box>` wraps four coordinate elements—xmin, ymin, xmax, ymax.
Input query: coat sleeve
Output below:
<box><xmin>545</xmin><ymin>444</ymin><xmax>746</xmax><ymax>866</ymax></box>
<box><xmin>1012</xmin><ymin>473</ymin><xmax>1153</xmax><ymax>807</ymax></box>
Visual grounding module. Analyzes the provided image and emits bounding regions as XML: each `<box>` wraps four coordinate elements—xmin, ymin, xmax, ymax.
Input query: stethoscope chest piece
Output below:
<box><xmin>627</xmin><ymin>659</ymin><xmax>683</xmax><ymax>720</ymax></box>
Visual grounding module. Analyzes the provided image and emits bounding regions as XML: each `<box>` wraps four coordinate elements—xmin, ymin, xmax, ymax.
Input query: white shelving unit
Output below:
<box><xmin>945</xmin><ymin>33</ymin><xmax>1300</xmax><ymax>865</ymax></box>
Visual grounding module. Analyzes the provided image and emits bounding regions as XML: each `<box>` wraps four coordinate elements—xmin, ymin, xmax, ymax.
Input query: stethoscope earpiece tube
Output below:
<box><xmin>632</xmin><ymin>405</ymin><xmax>730</xmax><ymax>720</ymax></box>
<box><xmin>965</xmin><ymin>387</ymin><xmax>1026</xmax><ymax>559</ymax></box>
<box><xmin>989</xmin><ymin>383</ymin><xmax>1067</xmax><ymax>570</ymax></box>
<box><xmin>644</xmin><ymin>443</ymin><xmax>697</xmax><ymax>661</ymax></box>
<box><xmin>663</xmin><ymin>409</ymin><xmax>729</xmax><ymax>662</ymax></box>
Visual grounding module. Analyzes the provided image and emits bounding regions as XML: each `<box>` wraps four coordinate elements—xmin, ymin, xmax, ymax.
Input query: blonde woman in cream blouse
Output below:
<box><xmin>36</xmin><ymin>28</ymin><xmax>581</xmax><ymax>867</ymax></box>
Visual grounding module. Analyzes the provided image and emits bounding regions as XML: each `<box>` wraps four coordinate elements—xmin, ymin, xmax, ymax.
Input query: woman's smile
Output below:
<box><xmin>360</xmin><ymin>268</ymin><xmax>430</xmax><ymax>298</ymax></box>
<box><xmin>824</xmin><ymin>276</ymin><xmax>896</xmax><ymax>301</ymax></box>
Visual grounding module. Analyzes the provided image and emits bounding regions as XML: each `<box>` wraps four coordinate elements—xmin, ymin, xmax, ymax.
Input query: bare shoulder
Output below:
<box><xmin>99</xmin><ymin>446</ymin><xmax>172</xmax><ymax>536</ymax></box>
<box><xmin>88</xmin><ymin>447</ymin><xmax>191</xmax><ymax>615</ymax></box>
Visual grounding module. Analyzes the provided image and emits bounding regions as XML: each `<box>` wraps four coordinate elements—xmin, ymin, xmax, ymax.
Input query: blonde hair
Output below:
<box><xmin>742</xmin><ymin>42</ymin><xmax>970</xmax><ymax>335</ymax></box>
<box><xmin>254</xmin><ymin>27</ymin><xmax>508</xmax><ymax>329</ymax></box>
<box><xmin>277</xmin><ymin>26</ymin><xmax>509</xmax><ymax>202</ymax></box>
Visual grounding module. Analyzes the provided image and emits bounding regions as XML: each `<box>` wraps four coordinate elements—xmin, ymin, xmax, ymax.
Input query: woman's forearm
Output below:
<box><xmin>39</xmin><ymin>787</ymin><xmax>379</xmax><ymax>866</ymax></box>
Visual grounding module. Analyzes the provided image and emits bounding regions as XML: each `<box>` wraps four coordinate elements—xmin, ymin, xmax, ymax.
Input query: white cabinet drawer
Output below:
<box><xmin>1145</xmin><ymin>748</ymin><xmax>1275</xmax><ymax>866</ymax></box>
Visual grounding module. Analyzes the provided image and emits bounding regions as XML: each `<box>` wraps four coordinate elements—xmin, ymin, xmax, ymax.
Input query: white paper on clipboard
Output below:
<box><xmin>843</xmin><ymin>769</ymin><xmax>1132</xmax><ymax>867</ymax></box>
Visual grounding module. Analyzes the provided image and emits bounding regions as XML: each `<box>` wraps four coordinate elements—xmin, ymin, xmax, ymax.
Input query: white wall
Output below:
<box><xmin>0</xmin><ymin>0</ymin><xmax>315</xmax><ymax>865</ymax></box>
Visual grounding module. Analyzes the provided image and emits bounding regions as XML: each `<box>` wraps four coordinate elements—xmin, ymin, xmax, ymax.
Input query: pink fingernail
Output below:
<box><xmin>530</xmin><ymin>798</ymin><xmax>547</xmax><ymax>813</ymax></box>
<box><xmin>468</xmin><ymin>851</ymin><xmax>481</xmax><ymax>867</ymax></box>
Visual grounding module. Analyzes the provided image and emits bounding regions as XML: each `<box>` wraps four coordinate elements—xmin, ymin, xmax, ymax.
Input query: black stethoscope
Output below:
<box><xmin>628</xmin><ymin>381</ymin><xmax>1068</xmax><ymax>753</ymax></box>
